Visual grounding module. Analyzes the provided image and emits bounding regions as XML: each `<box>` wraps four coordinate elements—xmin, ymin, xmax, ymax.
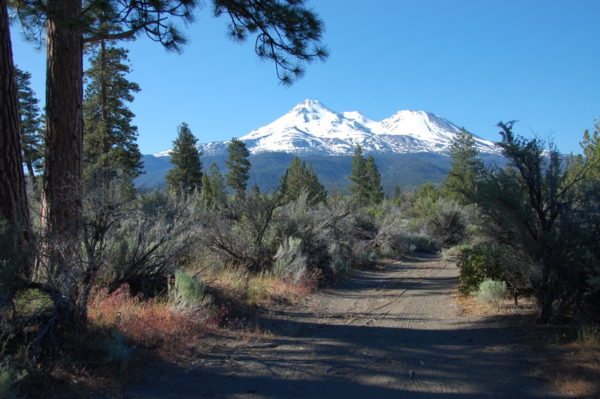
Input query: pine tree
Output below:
<box><xmin>200</xmin><ymin>162</ymin><xmax>227</xmax><ymax>208</ymax></box>
<box><xmin>442</xmin><ymin>128</ymin><xmax>482</xmax><ymax>204</ymax></box>
<box><xmin>83</xmin><ymin>41</ymin><xmax>142</xmax><ymax>189</ymax></box>
<box><xmin>581</xmin><ymin>122</ymin><xmax>600</xmax><ymax>178</ymax></box>
<box><xmin>10</xmin><ymin>0</ymin><xmax>326</xmax><ymax>325</ymax></box>
<box><xmin>11</xmin><ymin>0</ymin><xmax>325</xmax><ymax>248</ymax></box>
<box><xmin>364</xmin><ymin>155</ymin><xmax>384</xmax><ymax>205</ymax></box>
<box><xmin>15</xmin><ymin>66</ymin><xmax>44</xmax><ymax>191</ymax></box>
<box><xmin>0</xmin><ymin>0</ymin><xmax>31</xmax><ymax>272</ymax></box>
<box><xmin>348</xmin><ymin>145</ymin><xmax>369</xmax><ymax>206</ymax></box>
<box><xmin>165</xmin><ymin>122</ymin><xmax>203</xmax><ymax>194</ymax></box>
<box><xmin>226</xmin><ymin>138</ymin><xmax>251</xmax><ymax>198</ymax></box>
<box><xmin>279</xmin><ymin>156</ymin><xmax>326</xmax><ymax>204</ymax></box>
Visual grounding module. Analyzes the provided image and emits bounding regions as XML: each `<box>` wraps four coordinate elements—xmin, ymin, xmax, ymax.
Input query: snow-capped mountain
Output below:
<box><xmin>154</xmin><ymin>99</ymin><xmax>496</xmax><ymax>157</ymax></box>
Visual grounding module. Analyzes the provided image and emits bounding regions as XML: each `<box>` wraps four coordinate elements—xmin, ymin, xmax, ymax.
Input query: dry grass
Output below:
<box><xmin>530</xmin><ymin>326</ymin><xmax>600</xmax><ymax>398</ymax></box>
<box><xmin>454</xmin><ymin>291</ymin><xmax>600</xmax><ymax>398</ymax></box>
<box><xmin>88</xmin><ymin>285</ymin><xmax>221</xmax><ymax>359</ymax></box>
<box><xmin>207</xmin><ymin>267</ymin><xmax>317</xmax><ymax>308</ymax></box>
<box><xmin>16</xmin><ymin>268</ymin><xmax>318</xmax><ymax>397</ymax></box>
<box><xmin>87</xmin><ymin>269</ymin><xmax>315</xmax><ymax>356</ymax></box>
<box><xmin>452</xmin><ymin>289</ymin><xmax>535</xmax><ymax>317</ymax></box>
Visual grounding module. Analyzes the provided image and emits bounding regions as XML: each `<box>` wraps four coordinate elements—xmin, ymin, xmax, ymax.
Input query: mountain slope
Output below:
<box><xmin>154</xmin><ymin>99</ymin><xmax>497</xmax><ymax>157</ymax></box>
<box><xmin>141</xmin><ymin>100</ymin><xmax>502</xmax><ymax>191</ymax></box>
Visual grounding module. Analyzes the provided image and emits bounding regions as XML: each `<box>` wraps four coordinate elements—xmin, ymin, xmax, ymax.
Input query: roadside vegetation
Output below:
<box><xmin>447</xmin><ymin>125</ymin><xmax>600</xmax><ymax>398</ymax></box>
<box><xmin>2</xmin><ymin>117</ymin><xmax>599</xmax><ymax>397</ymax></box>
<box><xmin>2</xmin><ymin>1</ymin><xmax>599</xmax><ymax>396</ymax></box>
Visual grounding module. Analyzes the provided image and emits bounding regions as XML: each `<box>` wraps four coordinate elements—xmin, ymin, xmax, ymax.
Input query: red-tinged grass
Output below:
<box><xmin>88</xmin><ymin>285</ymin><xmax>222</xmax><ymax>359</ymax></box>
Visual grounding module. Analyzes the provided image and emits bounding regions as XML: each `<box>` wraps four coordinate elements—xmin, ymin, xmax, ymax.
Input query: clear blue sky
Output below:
<box><xmin>10</xmin><ymin>0</ymin><xmax>600</xmax><ymax>155</ymax></box>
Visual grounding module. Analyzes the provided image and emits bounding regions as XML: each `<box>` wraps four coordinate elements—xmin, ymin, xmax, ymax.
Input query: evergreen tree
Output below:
<box><xmin>0</xmin><ymin>0</ymin><xmax>31</xmax><ymax>273</ymax></box>
<box><xmin>12</xmin><ymin>0</ymin><xmax>325</xmax><ymax>248</ymax></box>
<box><xmin>15</xmin><ymin>66</ymin><xmax>44</xmax><ymax>190</ymax></box>
<box><xmin>581</xmin><ymin>122</ymin><xmax>600</xmax><ymax>178</ymax></box>
<box><xmin>471</xmin><ymin>122</ymin><xmax>598</xmax><ymax>323</ymax></box>
<box><xmin>442</xmin><ymin>128</ymin><xmax>482</xmax><ymax>204</ymax></box>
<box><xmin>165</xmin><ymin>123</ymin><xmax>203</xmax><ymax>194</ymax></box>
<box><xmin>9</xmin><ymin>0</ymin><xmax>326</xmax><ymax>326</ymax></box>
<box><xmin>226</xmin><ymin>138</ymin><xmax>251</xmax><ymax>198</ymax></box>
<box><xmin>200</xmin><ymin>162</ymin><xmax>227</xmax><ymax>208</ymax></box>
<box><xmin>279</xmin><ymin>156</ymin><xmax>326</xmax><ymax>204</ymax></box>
<box><xmin>348</xmin><ymin>145</ymin><xmax>369</xmax><ymax>206</ymax></box>
<box><xmin>364</xmin><ymin>155</ymin><xmax>384</xmax><ymax>205</ymax></box>
<box><xmin>83</xmin><ymin>41</ymin><xmax>142</xmax><ymax>189</ymax></box>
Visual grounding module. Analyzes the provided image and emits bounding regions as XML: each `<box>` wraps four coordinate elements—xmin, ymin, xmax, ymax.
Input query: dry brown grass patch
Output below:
<box><xmin>453</xmin><ymin>290</ymin><xmax>536</xmax><ymax>317</ymax></box>
<box><xmin>453</xmin><ymin>291</ymin><xmax>599</xmax><ymax>398</ymax></box>
<box><xmin>207</xmin><ymin>268</ymin><xmax>316</xmax><ymax>308</ymax></box>
<box><xmin>530</xmin><ymin>326</ymin><xmax>600</xmax><ymax>398</ymax></box>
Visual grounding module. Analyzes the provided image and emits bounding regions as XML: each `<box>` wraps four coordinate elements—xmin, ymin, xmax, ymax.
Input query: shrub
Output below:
<box><xmin>0</xmin><ymin>359</ymin><xmax>27</xmax><ymax>399</ymax></box>
<box><xmin>101</xmin><ymin>331</ymin><xmax>135</xmax><ymax>363</ymax></box>
<box><xmin>202</xmin><ymin>193</ymin><xmax>281</xmax><ymax>273</ymax></box>
<box><xmin>477</xmin><ymin>279</ymin><xmax>507</xmax><ymax>306</ymax></box>
<box><xmin>97</xmin><ymin>190</ymin><xmax>205</xmax><ymax>296</ymax></box>
<box><xmin>457</xmin><ymin>245</ymin><xmax>502</xmax><ymax>294</ymax></box>
<box><xmin>329</xmin><ymin>257</ymin><xmax>349</xmax><ymax>277</ymax></box>
<box><xmin>88</xmin><ymin>285</ymin><xmax>213</xmax><ymax>353</ymax></box>
<box><xmin>577</xmin><ymin>324</ymin><xmax>600</xmax><ymax>344</ymax></box>
<box><xmin>170</xmin><ymin>270</ymin><xmax>209</xmax><ymax>312</ymax></box>
<box><xmin>272</xmin><ymin>236</ymin><xmax>308</xmax><ymax>285</ymax></box>
<box><xmin>403</xmin><ymin>233</ymin><xmax>438</xmax><ymax>254</ymax></box>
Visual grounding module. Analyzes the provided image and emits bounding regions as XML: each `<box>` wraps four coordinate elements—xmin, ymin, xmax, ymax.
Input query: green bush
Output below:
<box><xmin>101</xmin><ymin>331</ymin><xmax>135</xmax><ymax>363</ymax></box>
<box><xmin>272</xmin><ymin>236</ymin><xmax>308</xmax><ymax>284</ymax></box>
<box><xmin>477</xmin><ymin>279</ymin><xmax>507</xmax><ymax>306</ymax></box>
<box><xmin>329</xmin><ymin>256</ymin><xmax>349</xmax><ymax>277</ymax></box>
<box><xmin>0</xmin><ymin>359</ymin><xmax>28</xmax><ymax>399</ymax></box>
<box><xmin>404</xmin><ymin>233</ymin><xmax>438</xmax><ymax>254</ymax></box>
<box><xmin>170</xmin><ymin>270</ymin><xmax>208</xmax><ymax>312</ymax></box>
<box><xmin>457</xmin><ymin>245</ymin><xmax>501</xmax><ymax>294</ymax></box>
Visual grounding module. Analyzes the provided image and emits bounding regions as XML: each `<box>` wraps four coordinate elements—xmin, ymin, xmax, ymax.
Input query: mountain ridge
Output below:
<box><xmin>153</xmin><ymin>99</ymin><xmax>497</xmax><ymax>157</ymax></box>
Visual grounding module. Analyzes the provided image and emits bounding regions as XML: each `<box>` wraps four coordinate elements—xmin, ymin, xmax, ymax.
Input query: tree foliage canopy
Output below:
<box><xmin>226</xmin><ymin>138</ymin><xmax>251</xmax><ymax>198</ymax></box>
<box><xmin>15</xmin><ymin>66</ymin><xmax>44</xmax><ymax>182</ymax></box>
<box><xmin>83</xmin><ymin>42</ymin><xmax>142</xmax><ymax>187</ymax></box>
<box><xmin>442</xmin><ymin>128</ymin><xmax>482</xmax><ymax>204</ymax></box>
<box><xmin>279</xmin><ymin>156</ymin><xmax>326</xmax><ymax>205</ymax></box>
<box><xmin>348</xmin><ymin>145</ymin><xmax>384</xmax><ymax>206</ymax></box>
<box><xmin>469</xmin><ymin>121</ymin><xmax>600</xmax><ymax>323</ymax></box>
<box><xmin>165</xmin><ymin>122</ymin><xmax>203</xmax><ymax>194</ymax></box>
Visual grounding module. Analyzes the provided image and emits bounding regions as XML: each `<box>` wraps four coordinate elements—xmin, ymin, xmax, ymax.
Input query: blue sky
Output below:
<box><xmin>10</xmin><ymin>0</ymin><xmax>600</xmax><ymax>154</ymax></box>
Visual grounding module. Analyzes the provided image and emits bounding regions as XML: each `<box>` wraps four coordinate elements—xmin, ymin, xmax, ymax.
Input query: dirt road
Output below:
<box><xmin>126</xmin><ymin>256</ymin><xmax>561</xmax><ymax>398</ymax></box>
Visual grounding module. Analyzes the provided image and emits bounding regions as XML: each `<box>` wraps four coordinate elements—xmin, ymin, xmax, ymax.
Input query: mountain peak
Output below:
<box><xmin>156</xmin><ymin>100</ymin><xmax>497</xmax><ymax>157</ymax></box>
<box><xmin>295</xmin><ymin>98</ymin><xmax>326</xmax><ymax>108</ymax></box>
<box><xmin>291</xmin><ymin>99</ymin><xmax>333</xmax><ymax>115</ymax></box>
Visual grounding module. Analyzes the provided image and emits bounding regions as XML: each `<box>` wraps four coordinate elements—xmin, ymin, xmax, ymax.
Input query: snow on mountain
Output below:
<box><xmin>153</xmin><ymin>99</ymin><xmax>496</xmax><ymax>157</ymax></box>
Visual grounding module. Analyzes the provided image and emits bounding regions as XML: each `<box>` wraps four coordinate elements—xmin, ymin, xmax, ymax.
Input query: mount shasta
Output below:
<box><xmin>140</xmin><ymin>100</ymin><xmax>500</xmax><ymax>191</ymax></box>
<box><xmin>154</xmin><ymin>99</ymin><xmax>496</xmax><ymax>157</ymax></box>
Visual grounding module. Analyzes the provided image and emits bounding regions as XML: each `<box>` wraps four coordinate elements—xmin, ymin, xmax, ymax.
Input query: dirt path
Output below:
<box><xmin>125</xmin><ymin>256</ymin><xmax>561</xmax><ymax>398</ymax></box>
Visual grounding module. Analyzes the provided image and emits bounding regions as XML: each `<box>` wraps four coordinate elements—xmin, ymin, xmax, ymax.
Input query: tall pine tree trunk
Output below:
<box><xmin>41</xmin><ymin>0</ymin><xmax>84</xmax><ymax>242</ymax></box>
<box><xmin>0</xmin><ymin>0</ymin><xmax>31</xmax><ymax>277</ymax></box>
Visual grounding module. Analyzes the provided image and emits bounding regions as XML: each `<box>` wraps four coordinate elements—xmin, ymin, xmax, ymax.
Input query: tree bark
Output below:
<box><xmin>40</xmin><ymin>0</ymin><xmax>84</xmax><ymax>241</ymax></box>
<box><xmin>0</xmin><ymin>0</ymin><xmax>31</xmax><ymax>275</ymax></box>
